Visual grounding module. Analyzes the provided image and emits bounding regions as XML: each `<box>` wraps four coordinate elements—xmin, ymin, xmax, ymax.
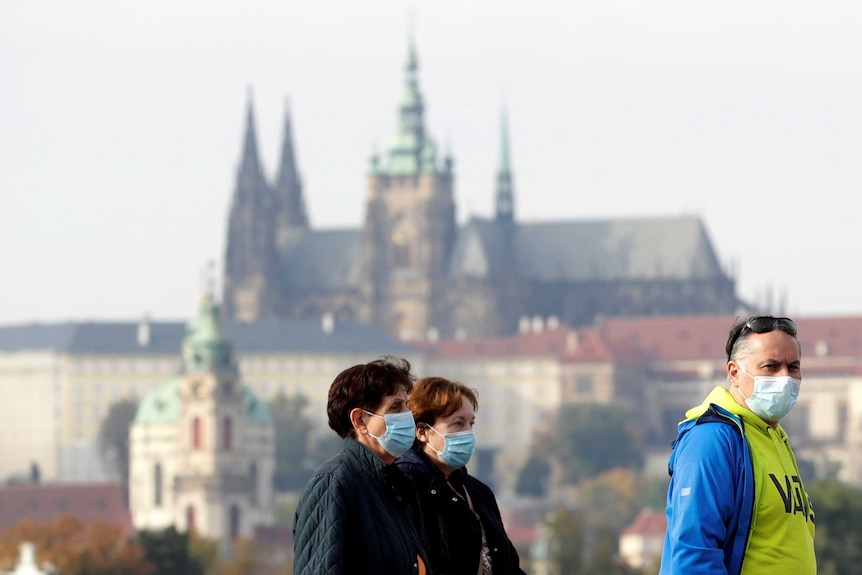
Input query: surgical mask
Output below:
<box><xmin>738</xmin><ymin>367</ymin><xmax>801</xmax><ymax>421</ymax></box>
<box><xmin>428</xmin><ymin>426</ymin><xmax>475</xmax><ymax>469</ymax></box>
<box><xmin>363</xmin><ymin>410</ymin><xmax>416</xmax><ymax>458</ymax></box>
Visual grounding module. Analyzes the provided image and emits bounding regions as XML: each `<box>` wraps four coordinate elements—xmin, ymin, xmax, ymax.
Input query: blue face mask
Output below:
<box><xmin>429</xmin><ymin>426</ymin><xmax>476</xmax><ymax>469</ymax></box>
<box><xmin>363</xmin><ymin>410</ymin><xmax>416</xmax><ymax>458</ymax></box>
<box><xmin>739</xmin><ymin>367</ymin><xmax>801</xmax><ymax>421</ymax></box>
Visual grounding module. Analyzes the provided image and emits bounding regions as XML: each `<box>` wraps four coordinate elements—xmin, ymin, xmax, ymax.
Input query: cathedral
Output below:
<box><xmin>222</xmin><ymin>39</ymin><xmax>739</xmax><ymax>341</ymax></box>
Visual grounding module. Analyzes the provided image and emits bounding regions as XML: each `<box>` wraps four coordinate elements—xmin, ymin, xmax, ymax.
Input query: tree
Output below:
<box><xmin>807</xmin><ymin>479</ymin><xmax>862</xmax><ymax>575</ymax></box>
<box><xmin>547</xmin><ymin>403</ymin><xmax>644</xmax><ymax>483</ymax></box>
<box><xmin>516</xmin><ymin>454</ymin><xmax>552</xmax><ymax>496</ymax></box>
<box><xmin>271</xmin><ymin>393</ymin><xmax>339</xmax><ymax>492</ymax></box>
<box><xmin>98</xmin><ymin>398</ymin><xmax>139</xmax><ymax>489</ymax></box>
<box><xmin>135</xmin><ymin>527</ymin><xmax>206</xmax><ymax>575</ymax></box>
<box><xmin>541</xmin><ymin>507</ymin><xmax>639</xmax><ymax>575</ymax></box>
<box><xmin>579</xmin><ymin>468</ymin><xmax>643</xmax><ymax>532</ymax></box>
<box><xmin>0</xmin><ymin>516</ymin><xmax>153</xmax><ymax>575</ymax></box>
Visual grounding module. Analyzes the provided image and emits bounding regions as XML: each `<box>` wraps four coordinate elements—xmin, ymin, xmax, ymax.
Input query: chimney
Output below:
<box><xmin>531</xmin><ymin>315</ymin><xmax>544</xmax><ymax>334</ymax></box>
<box><xmin>137</xmin><ymin>314</ymin><xmax>151</xmax><ymax>347</ymax></box>
<box><xmin>565</xmin><ymin>331</ymin><xmax>579</xmax><ymax>354</ymax></box>
<box><xmin>322</xmin><ymin>312</ymin><xmax>335</xmax><ymax>334</ymax></box>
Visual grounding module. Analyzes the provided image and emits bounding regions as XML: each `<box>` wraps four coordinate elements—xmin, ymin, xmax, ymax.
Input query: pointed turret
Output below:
<box><xmin>274</xmin><ymin>97</ymin><xmax>308</xmax><ymax>229</ymax></box>
<box><xmin>384</xmin><ymin>35</ymin><xmax>438</xmax><ymax>175</ymax></box>
<box><xmin>238</xmin><ymin>89</ymin><xmax>265</xmax><ymax>187</ymax></box>
<box><xmin>495</xmin><ymin>108</ymin><xmax>515</xmax><ymax>223</ymax></box>
<box><xmin>222</xmin><ymin>89</ymin><xmax>281</xmax><ymax>321</ymax></box>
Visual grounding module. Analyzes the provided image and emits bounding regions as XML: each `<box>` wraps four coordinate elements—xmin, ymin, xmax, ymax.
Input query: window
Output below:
<box><xmin>250</xmin><ymin>462</ymin><xmax>258</xmax><ymax>507</ymax></box>
<box><xmin>186</xmin><ymin>505</ymin><xmax>196</xmax><ymax>533</ymax></box>
<box><xmin>154</xmin><ymin>463</ymin><xmax>163</xmax><ymax>507</ymax></box>
<box><xmin>229</xmin><ymin>505</ymin><xmax>241</xmax><ymax>540</ymax></box>
<box><xmin>222</xmin><ymin>417</ymin><xmax>232</xmax><ymax>450</ymax></box>
<box><xmin>577</xmin><ymin>374</ymin><xmax>594</xmax><ymax>395</ymax></box>
<box><xmin>193</xmin><ymin>417</ymin><xmax>202</xmax><ymax>450</ymax></box>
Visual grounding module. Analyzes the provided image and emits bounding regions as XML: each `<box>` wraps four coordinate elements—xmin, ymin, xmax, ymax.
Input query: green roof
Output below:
<box><xmin>135</xmin><ymin>377</ymin><xmax>272</xmax><ymax>426</ymax></box>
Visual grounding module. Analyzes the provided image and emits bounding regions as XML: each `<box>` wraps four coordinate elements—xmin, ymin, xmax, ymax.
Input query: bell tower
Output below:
<box><xmin>361</xmin><ymin>37</ymin><xmax>456</xmax><ymax>341</ymax></box>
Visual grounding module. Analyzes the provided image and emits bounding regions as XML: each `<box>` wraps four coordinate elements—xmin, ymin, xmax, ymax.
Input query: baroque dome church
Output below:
<box><xmin>129</xmin><ymin>289</ymin><xmax>275</xmax><ymax>548</ymax></box>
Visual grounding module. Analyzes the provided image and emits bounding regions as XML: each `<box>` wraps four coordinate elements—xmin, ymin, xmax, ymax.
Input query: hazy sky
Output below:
<box><xmin>3</xmin><ymin>0</ymin><xmax>862</xmax><ymax>325</ymax></box>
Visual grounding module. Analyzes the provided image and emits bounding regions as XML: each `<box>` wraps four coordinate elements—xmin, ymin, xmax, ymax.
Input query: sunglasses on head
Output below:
<box><xmin>727</xmin><ymin>316</ymin><xmax>797</xmax><ymax>358</ymax></box>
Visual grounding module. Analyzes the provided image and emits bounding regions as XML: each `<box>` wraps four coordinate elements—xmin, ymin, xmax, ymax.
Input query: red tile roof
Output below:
<box><xmin>0</xmin><ymin>482</ymin><xmax>133</xmax><ymax>537</ymax></box>
<box><xmin>621</xmin><ymin>508</ymin><xmax>666</xmax><ymax>537</ymax></box>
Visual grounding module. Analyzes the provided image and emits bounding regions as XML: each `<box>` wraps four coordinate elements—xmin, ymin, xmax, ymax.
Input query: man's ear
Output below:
<box><xmin>349</xmin><ymin>408</ymin><xmax>367</xmax><ymax>435</ymax></box>
<box><xmin>727</xmin><ymin>361</ymin><xmax>742</xmax><ymax>388</ymax></box>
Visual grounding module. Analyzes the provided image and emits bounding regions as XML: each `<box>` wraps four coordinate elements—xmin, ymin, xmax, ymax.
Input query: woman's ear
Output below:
<box><xmin>349</xmin><ymin>408</ymin><xmax>367</xmax><ymax>435</ymax></box>
<box><xmin>415</xmin><ymin>422</ymin><xmax>430</xmax><ymax>443</ymax></box>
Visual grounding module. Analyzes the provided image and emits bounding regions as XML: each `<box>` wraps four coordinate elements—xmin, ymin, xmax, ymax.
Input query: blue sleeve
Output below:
<box><xmin>293</xmin><ymin>472</ymin><xmax>345</xmax><ymax>575</ymax></box>
<box><xmin>660</xmin><ymin>423</ymin><xmax>744</xmax><ymax>575</ymax></box>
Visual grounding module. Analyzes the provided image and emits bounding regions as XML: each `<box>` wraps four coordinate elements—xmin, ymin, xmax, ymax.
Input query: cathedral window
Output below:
<box><xmin>193</xmin><ymin>417</ymin><xmax>202</xmax><ymax>450</ymax></box>
<box><xmin>222</xmin><ymin>417</ymin><xmax>232</xmax><ymax>450</ymax></box>
<box><xmin>250</xmin><ymin>462</ymin><xmax>258</xmax><ymax>506</ymax></box>
<box><xmin>229</xmin><ymin>505</ymin><xmax>241</xmax><ymax>540</ymax></box>
<box><xmin>154</xmin><ymin>463</ymin><xmax>163</xmax><ymax>507</ymax></box>
<box><xmin>186</xmin><ymin>505</ymin><xmax>196</xmax><ymax>533</ymax></box>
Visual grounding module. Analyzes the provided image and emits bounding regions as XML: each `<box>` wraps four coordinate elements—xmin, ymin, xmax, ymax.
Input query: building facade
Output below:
<box><xmin>0</xmin><ymin>309</ymin><xmax>413</xmax><ymax>484</ymax></box>
<box><xmin>221</xmin><ymin>38</ymin><xmax>740</xmax><ymax>341</ymax></box>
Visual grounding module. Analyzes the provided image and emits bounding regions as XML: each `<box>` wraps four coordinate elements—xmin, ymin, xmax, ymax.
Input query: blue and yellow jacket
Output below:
<box><xmin>659</xmin><ymin>386</ymin><xmax>815</xmax><ymax>575</ymax></box>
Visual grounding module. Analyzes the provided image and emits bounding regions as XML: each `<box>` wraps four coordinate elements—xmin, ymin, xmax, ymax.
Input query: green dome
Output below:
<box><xmin>134</xmin><ymin>377</ymin><xmax>182</xmax><ymax>424</ymax></box>
<box><xmin>182</xmin><ymin>293</ymin><xmax>236</xmax><ymax>375</ymax></box>
<box><xmin>134</xmin><ymin>378</ymin><xmax>272</xmax><ymax>426</ymax></box>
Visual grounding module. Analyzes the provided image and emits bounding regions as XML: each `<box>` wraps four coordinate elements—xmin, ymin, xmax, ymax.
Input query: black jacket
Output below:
<box><xmin>395</xmin><ymin>448</ymin><xmax>527</xmax><ymax>575</ymax></box>
<box><xmin>293</xmin><ymin>437</ymin><xmax>429</xmax><ymax>575</ymax></box>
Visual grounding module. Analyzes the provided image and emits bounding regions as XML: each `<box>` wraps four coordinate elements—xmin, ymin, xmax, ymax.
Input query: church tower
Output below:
<box><xmin>361</xmin><ymin>37</ymin><xmax>456</xmax><ymax>341</ymax></box>
<box><xmin>222</xmin><ymin>91</ymin><xmax>281</xmax><ymax>321</ymax></box>
<box><xmin>129</xmin><ymin>285</ymin><xmax>275</xmax><ymax>551</ymax></box>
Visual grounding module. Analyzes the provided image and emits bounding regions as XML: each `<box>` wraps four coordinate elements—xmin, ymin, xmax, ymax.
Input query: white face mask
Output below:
<box><xmin>738</xmin><ymin>367</ymin><xmax>801</xmax><ymax>421</ymax></box>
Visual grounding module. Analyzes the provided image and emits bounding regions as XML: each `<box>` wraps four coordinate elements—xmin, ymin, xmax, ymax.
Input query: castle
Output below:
<box><xmin>222</xmin><ymin>38</ymin><xmax>739</xmax><ymax>340</ymax></box>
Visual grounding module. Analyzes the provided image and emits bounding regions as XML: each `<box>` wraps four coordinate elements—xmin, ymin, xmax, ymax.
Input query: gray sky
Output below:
<box><xmin>3</xmin><ymin>0</ymin><xmax>861</xmax><ymax>324</ymax></box>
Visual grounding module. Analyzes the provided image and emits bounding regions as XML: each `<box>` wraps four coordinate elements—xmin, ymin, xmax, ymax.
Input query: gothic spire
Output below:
<box><xmin>495</xmin><ymin>107</ymin><xmax>514</xmax><ymax>223</ymax></box>
<box><xmin>239</xmin><ymin>87</ymin><xmax>264</xmax><ymax>183</ymax></box>
<box><xmin>275</xmin><ymin>97</ymin><xmax>308</xmax><ymax>228</ymax></box>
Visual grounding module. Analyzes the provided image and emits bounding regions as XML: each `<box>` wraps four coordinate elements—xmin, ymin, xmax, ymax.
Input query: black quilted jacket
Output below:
<box><xmin>395</xmin><ymin>448</ymin><xmax>527</xmax><ymax>575</ymax></box>
<box><xmin>293</xmin><ymin>437</ymin><xmax>429</xmax><ymax>575</ymax></box>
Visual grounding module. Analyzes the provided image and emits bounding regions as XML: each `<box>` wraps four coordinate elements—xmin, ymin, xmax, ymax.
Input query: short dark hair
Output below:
<box><xmin>326</xmin><ymin>356</ymin><xmax>416</xmax><ymax>438</ymax></box>
<box><xmin>725</xmin><ymin>315</ymin><xmax>799</xmax><ymax>361</ymax></box>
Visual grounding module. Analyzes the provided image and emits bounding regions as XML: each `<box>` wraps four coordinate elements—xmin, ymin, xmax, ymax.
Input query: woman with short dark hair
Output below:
<box><xmin>293</xmin><ymin>356</ymin><xmax>429</xmax><ymax>575</ymax></box>
<box><xmin>397</xmin><ymin>376</ymin><xmax>526</xmax><ymax>575</ymax></box>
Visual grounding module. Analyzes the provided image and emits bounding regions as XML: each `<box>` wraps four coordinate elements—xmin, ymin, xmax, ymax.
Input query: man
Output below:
<box><xmin>659</xmin><ymin>316</ymin><xmax>816</xmax><ymax>574</ymax></box>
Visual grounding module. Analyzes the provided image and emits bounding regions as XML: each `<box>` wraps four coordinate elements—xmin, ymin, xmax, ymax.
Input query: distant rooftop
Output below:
<box><xmin>0</xmin><ymin>317</ymin><xmax>413</xmax><ymax>356</ymax></box>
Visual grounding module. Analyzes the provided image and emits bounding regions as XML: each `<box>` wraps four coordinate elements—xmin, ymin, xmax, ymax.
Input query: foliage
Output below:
<box><xmin>274</xmin><ymin>493</ymin><xmax>300</xmax><ymax>527</ymax></box>
<box><xmin>579</xmin><ymin>468</ymin><xmax>643</xmax><ymax>532</ymax></box>
<box><xmin>0</xmin><ymin>515</ymin><xmax>153</xmax><ymax>575</ymax></box>
<box><xmin>136</xmin><ymin>526</ymin><xmax>206</xmax><ymax>575</ymax></box>
<box><xmin>271</xmin><ymin>393</ymin><xmax>316</xmax><ymax>491</ymax></box>
<box><xmin>807</xmin><ymin>479</ymin><xmax>862</xmax><ymax>575</ymax></box>
<box><xmin>515</xmin><ymin>454</ymin><xmax>551</xmax><ymax>496</ymax></box>
<box><xmin>98</xmin><ymin>398</ymin><xmax>139</xmax><ymax>487</ymax></box>
<box><xmin>541</xmin><ymin>507</ymin><xmax>640</xmax><ymax>575</ymax></box>
<box><xmin>547</xmin><ymin>403</ymin><xmax>644</xmax><ymax>484</ymax></box>
<box><xmin>271</xmin><ymin>393</ymin><xmax>340</xmax><ymax>492</ymax></box>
